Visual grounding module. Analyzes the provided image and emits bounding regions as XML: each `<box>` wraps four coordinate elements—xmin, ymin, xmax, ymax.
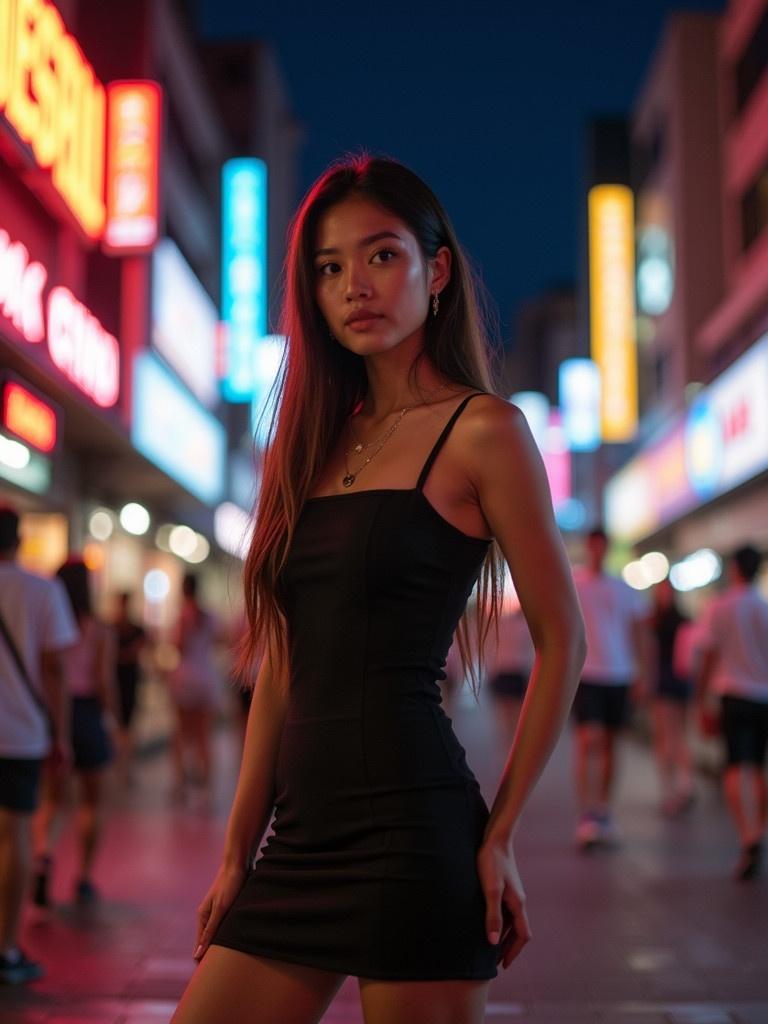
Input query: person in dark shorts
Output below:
<box><xmin>31</xmin><ymin>559</ymin><xmax>118</xmax><ymax>908</ymax></box>
<box><xmin>698</xmin><ymin>544</ymin><xmax>768</xmax><ymax>881</ymax></box>
<box><xmin>649</xmin><ymin>578</ymin><xmax>697</xmax><ymax>817</ymax></box>
<box><xmin>113</xmin><ymin>592</ymin><xmax>147</xmax><ymax>783</ymax></box>
<box><xmin>171</xmin><ymin>156</ymin><xmax>586</xmax><ymax>1024</ymax></box>
<box><xmin>572</xmin><ymin>528</ymin><xmax>649</xmax><ymax>849</ymax></box>
<box><xmin>0</xmin><ymin>506</ymin><xmax>77</xmax><ymax>984</ymax></box>
<box><xmin>485</xmin><ymin>596</ymin><xmax>534</xmax><ymax>743</ymax></box>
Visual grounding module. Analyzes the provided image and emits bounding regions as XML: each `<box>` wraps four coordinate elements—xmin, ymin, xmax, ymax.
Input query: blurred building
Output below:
<box><xmin>603</xmin><ymin>2</ymin><xmax>768</xmax><ymax>588</ymax></box>
<box><xmin>0</xmin><ymin>0</ymin><xmax>300</xmax><ymax>627</ymax></box>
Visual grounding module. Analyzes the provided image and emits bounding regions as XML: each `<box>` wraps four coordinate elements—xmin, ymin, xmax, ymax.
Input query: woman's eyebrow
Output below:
<box><xmin>314</xmin><ymin>231</ymin><xmax>403</xmax><ymax>258</ymax></box>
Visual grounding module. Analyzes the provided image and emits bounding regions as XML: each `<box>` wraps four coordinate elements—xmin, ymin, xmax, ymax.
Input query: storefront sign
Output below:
<box><xmin>152</xmin><ymin>238</ymin><xmax>218</xmax><ymax>408</ymax></box>
<box><xmin>605</xmin><ymin>333</ymin><xmax>768</xmax><ymax>542</ymax></box>
<box><xmin>0</xmin><ymin>429</ymin><xmax>50</xmax><ymax>493</ymax></box>
<box><xmin>221</xmin><ymin>158</ymin><xmax>268</xmax><ymax>401</ymax></box>
<box><xmin>1</xmin><ymin>378</ymin><xmax>58</xmax><ymax>452</ymax></box>
<box><xmin>0</xmin><ymin>225</ymin><xmax>120</xmax><ymax>408</ymax></box>
<box><xmin>0</xmin><ymin>0</ymin><xmax>106</xmax><ymax>238</ymax></box>
<box><xmin>104</xmin><ymin>81</ymin><xmax>161</xmax><ymax>253</ymax></box>
<box><xmin>588</xmin><ymin>185</ymin><xmax>637</xmax><ymax>442</ymax></box>
<box><xmin>132</xmin><ymin>353</ymin><xmax>226</xmax><ymax>505</ymax></box>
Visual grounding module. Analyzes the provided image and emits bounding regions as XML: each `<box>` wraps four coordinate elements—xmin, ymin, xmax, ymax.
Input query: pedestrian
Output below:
<box><xmin>485</xmin><ymin>595</ymin><xmax>534</xmax><ymax>744</ymax></box>
<box><xmin>697</xmin><ymin>544</ymin><xmax>768</xmax><ymax>881</ymax></box>
<box><xmin>31</xmin><ymin>558</ymin><xmax>118</xmax><ymax>908</ymax></box>
<box><xmin>0</xmin><ymin>505</ymin><xmax>77</xmax><ymax>984</ymax></box>
<box><xmin>648</xmin><ymin>578</ymin><xmax>696</xmax><ymax>817</ymax></box>
<box><xmin>172</xmin><ymin>155</ymin><xmax>586</xmax><ymax>1024</ymax></box>
<box><xmin>168</xmin><ymin>574</ymin><xmax>221</xmax><ymax>802</ymax></box>
<box><xmin>572</xmin><ymin>527</ymin><xmax>650</xmax><ymax>849</ymax></box>
<box><xmin>113</xmin><ymin>591</ymin><xmax>147</xmax><ymax>785</ymax></box>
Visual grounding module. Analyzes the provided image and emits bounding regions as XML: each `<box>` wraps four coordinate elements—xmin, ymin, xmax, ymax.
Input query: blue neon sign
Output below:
<box><xmin>221</xmin><ymin>158</ymin><xmax>268</xmax><ymax>402</ymax></box>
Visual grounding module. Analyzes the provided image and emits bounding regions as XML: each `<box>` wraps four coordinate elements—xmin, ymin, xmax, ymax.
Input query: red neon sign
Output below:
<box><xmin>105</xmin><ymin>82</ymin><xmax>162</xmax><ymax>253</ymax></box>
<box><xmin>0</xmin><ymin>226</ymin><xmax>120</xmax><ymax>409</ymax></box>
<box><xmin>2</xmin><ymin>381</ymin><xmax>57</xmax><ymax>453</ymax></box>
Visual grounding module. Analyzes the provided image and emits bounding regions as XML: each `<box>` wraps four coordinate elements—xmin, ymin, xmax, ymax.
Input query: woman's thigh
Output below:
<box><xmin>358</xmin><ymin>977</ymin><xmax>490</xmax><ymax>1024</ymax></box>
<box><xmin>171</xmin><ymin>945</ymin><xmax>346</xmax><ymax>1024</ymax></box>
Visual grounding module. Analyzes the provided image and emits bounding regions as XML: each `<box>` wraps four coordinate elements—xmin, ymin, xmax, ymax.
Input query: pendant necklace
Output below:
<box><xmin>342</xmin><ymin>383</ymin><xmax>451</xmax><ymax>488</ymax></box>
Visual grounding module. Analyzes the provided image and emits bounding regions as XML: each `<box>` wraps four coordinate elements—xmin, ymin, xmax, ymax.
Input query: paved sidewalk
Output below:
<box><xmin>1</xmin><ymin>693</ymin><xmax>767</xmax><ymax>1023</ymax></box>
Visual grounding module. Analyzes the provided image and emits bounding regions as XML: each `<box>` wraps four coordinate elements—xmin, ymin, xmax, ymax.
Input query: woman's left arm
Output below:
<box><xmin>468</xmin><ymin>398</ymin><xmax>587</xmax><ymax>967</ymax></box>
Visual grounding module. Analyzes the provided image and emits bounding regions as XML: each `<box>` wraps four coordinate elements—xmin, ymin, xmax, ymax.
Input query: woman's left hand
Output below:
<box><xmin>477</xmin><ymin>836</ymin><xmax>531</xmax><ymax>968</ymax></box>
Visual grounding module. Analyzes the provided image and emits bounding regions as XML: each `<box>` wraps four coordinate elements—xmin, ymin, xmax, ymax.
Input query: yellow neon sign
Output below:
<box><xmin>0</xmin><ymin>0</ymin><xmax>106</xmax><ymax>239</ymax></box>
<box><xmin>588</xmin><ymin>184</ymin><xmax>638</xmax><ymax>442</ymax></box>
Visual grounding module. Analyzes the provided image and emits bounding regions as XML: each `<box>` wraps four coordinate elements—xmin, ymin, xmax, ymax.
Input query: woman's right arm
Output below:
<box><xmin>193</xmin><ymin>642</ymin><xmax>289</xmax><ymax>960</ymax></box>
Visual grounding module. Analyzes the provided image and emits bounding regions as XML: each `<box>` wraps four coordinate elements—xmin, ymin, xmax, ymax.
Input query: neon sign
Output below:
<box><xmin>588</xmin><ymin>185</ymin><xmax>638</xmax><ymax>442</ymax></box>
<box><xmin>105</xmin><ymin>81</ymin><xmax>161</xmax><ymax>253</ymax></box>
<box><xmin>0</xmin><ymin>226</ymin><xmax>120</xmax><ymax>408</ymax></box>
<box><xmin>2</xmin><ymin>379</ymin><xmax>57</xmax><ymax>452</ymax></box>
<box><xmin>0</xmin><ymin>0</ymin><xmax>106</xmax><ymax>239</ymax></box>
<box><xmin>221</xmin><ymin>158</ymin><xmax>268</xmax><ymax>401</ymax></box>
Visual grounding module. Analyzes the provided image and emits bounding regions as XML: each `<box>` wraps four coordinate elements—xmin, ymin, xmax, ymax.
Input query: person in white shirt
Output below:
<box><xmin>571</xmin><ymin>528</ymin><xmax>649</xmax><ymax>849</ymax></box>
<box><xmin>0</xmin><ymin>506</ymin><xmax>78</xmax><ymax>985</ymax></box>
<box><xmin>698</xmin><ymin>544</ymin><xmax>768</xmax><ymax>882</ymax></box>
<box><xmin>484</xmin><ymin>596</ymin><xmax>534</xmax><ymax>744</ymax></box>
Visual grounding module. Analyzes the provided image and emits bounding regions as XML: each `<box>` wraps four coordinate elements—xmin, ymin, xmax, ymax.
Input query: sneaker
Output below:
<box><xmin>32</xmin><ymin>855</ymin><xmax>52</xmax><ymax>908</ymax></box>
<box><xmin>0</xmin><ymin>949</ymin><xmax>44</xmax><ymax>985</ymax></box>
<box><xmin>734</xmin><ymin>841</ymin><xmax>763</xmax><ymax>882</ymax></box>
<box><xmin>75</xmin><ymin>878</ymin><xmax>99</xmax><ymax>906</ymax></box>
<box><xmin>575</xmin><ymin>812</ymin><xmax>601</xmax><ymax>850</ymax></box>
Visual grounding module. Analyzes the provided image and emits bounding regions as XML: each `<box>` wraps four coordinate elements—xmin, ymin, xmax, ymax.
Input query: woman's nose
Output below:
<box><xmin>344</xmin><ymin>265</ymin><xmax>373</xmax><ymax>299</ymax></box>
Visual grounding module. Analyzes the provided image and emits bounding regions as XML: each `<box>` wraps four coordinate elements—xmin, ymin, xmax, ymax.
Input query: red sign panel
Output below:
<box><xmin>104</xmin><ymin>82</ymin><xmax>162</xmax><ymax>253</ymax></box>
<box><xmin>2</xmin><ymin>379</ymin><xmax>58</xmax><ymax>453</ymax></box>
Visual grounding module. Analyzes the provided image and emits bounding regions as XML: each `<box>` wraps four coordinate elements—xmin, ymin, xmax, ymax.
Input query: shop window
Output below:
<box><xmin>735</xmin><ymin>9</ymin><xmax>768</xmax><ymax>114</ymax></box>
<box><xmin>741</xmin><ymin>159</ymin><xmax>768</xmax><ymax>251</ymax></box>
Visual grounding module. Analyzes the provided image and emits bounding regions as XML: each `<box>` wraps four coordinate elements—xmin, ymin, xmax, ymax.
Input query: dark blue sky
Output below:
<box><xmin>194</xmin><ymin>1</ymin><xmax>725</xmax><ymax>339</ymax></box>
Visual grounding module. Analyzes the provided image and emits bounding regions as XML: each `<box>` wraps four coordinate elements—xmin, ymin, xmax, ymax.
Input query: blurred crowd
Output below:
<box><xmin>1</xmin><ymin>501</ymin><xmax>767</xmax><ymax>986</ymax></box>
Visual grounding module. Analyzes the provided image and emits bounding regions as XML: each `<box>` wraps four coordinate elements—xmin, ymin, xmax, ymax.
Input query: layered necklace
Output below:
<box><xmin>341</xmin><ymin>383</ymin><xmax>451</xmax><ymax>489</ymax></box>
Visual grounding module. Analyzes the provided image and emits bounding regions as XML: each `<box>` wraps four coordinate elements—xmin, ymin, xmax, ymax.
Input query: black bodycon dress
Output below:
<box><xmin>214</xmin><ymin>392</ymin><xmax>499</xmax><ymax>979</ymax></box>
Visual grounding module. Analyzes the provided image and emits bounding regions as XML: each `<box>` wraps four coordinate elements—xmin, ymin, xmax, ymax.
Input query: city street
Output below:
<box><xmin>1</xmin><ymin>694</ymin><xmax>767</xmax><ymax>1024</ymax></box>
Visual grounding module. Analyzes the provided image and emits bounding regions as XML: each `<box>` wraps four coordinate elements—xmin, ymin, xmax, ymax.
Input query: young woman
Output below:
<box><xmin>172</xmin><ymin>156</ymin><xmax>586</xmax><ymax>1024</ymax></box>
<box><xmin>32</xmin><ymin>558</ymin><xmax>118</xmax><ymax>907</ymax></box>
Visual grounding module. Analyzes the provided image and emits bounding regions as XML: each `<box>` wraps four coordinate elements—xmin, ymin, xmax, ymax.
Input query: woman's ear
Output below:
<box><xmin>430</xmin><ymin>245</ymin><xmax>452</xmax><ymax>294</ymax></box>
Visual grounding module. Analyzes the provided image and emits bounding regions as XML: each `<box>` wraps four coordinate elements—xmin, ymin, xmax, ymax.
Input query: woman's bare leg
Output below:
<box><xmin>359</xmin><ymin>977</ymin><xmax>490</xmax><ymax>1024</ymax></box>
<box><xmin>171</xmin><ymin>945</ymin><xmax>345</xmax><ymax>1024</ymax></box>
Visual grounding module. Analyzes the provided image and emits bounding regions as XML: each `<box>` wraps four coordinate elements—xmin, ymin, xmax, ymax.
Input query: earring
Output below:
<box><xmin>432</xmin><ymin>292</ymin><xmax>440</xmax><ymax>317</ymax></box>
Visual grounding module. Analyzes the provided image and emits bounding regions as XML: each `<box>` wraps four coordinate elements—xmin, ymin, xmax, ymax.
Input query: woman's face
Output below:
<box><xmin>313</xmin><ymin>196</ymin><xmax>450</xmax><ymax>357</ymax></box>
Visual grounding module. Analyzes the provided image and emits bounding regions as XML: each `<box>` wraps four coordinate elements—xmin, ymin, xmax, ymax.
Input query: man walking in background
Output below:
<box><xmin>0</xmin><ymin>506</ymin><xmax>77</xmax><ymax>984</ymax></box>
<box><xmin>572</xmin><ymin>527</ymin><xmax>650</xmax><ymax>849</ymax></box>
<box><xmin>699</xmin><ymin>544</ymin><xmax>768</xmax><ymax>881</ymax></box>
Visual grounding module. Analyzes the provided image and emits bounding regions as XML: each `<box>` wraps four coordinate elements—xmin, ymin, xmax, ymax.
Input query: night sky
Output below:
<box><xmin>194</xmin><ymin>0</ymin><xmax>725</xmax><ymax>341</ymax></box>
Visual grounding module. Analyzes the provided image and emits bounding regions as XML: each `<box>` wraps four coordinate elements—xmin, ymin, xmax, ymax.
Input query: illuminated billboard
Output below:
<box><xmin>559</xmin><ymin>358</ymin><xmax>601</xmax><ymax>451</ymax></box>
<box><xmin>152</xmin><ymin>238</ymin><xmax>219</xmax><ymax>408</ymax></box>
<box><xmin>104</xmin><ymin>82</ymin><xmax>162</xmax><ymax>253</ymax></box>
<box><xmin>588</xmin><ymin>185</ymin><xmax>638</xmax><ymax>442</ymax></box>
<box><xmin>221</xmin><ymin>158</ymin><xmax>268</xmax><ymax>402</ymax></box>
<box><xmin>605</xmin><ymin>333</ymin><xmax>768</xmax><ymax>542</ymax></box>
<box><xmin>1</xmin><ymin>378</ymin><xmax>58</xmax><ymax>453</ymax></box>
<box><xmin>0</xmin><ymin>0</ymin><xmax>106</xmax><ymax>239</ymax></box>
<box><xmin>132</xmin><ymin>353</ymin><xmax>226</xmax><ymax>505</ymax></box>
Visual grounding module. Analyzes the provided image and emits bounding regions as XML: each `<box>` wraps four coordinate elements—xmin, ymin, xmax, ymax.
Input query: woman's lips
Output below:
<box><xmin>346</xmin><ymin>316</ymin><xmax>384</xmax><ymax>331</ymax></box>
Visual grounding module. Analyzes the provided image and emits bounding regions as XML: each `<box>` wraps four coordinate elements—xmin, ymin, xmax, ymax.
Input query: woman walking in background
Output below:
<box><xmin>168</xmin><ymin>574</ymin><xmax>221</xmax><ymax>803</ymax></box>
<box><xmin>32</xmin><ymin>558</ymin><xmax>118</xmax><ymax>908</ymax></box>
<box><xmin>173</xmin><ymin>155</ymin><xmax>586</xmax><ymax>1024</ymax></box>
<box><xmin>649</xmin><ymin>578</ymin><xmax>696</xmax><ymax>817</ymax></box>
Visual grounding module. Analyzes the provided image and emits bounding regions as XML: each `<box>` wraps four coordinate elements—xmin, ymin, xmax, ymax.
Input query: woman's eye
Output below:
<box><xmin>372</xmin><ymin>249</ymin><xmax>397</xmax><ymax>264</ymax></box>
<box><xmin>317</xmin><ymin>262</ymin><xmax>340</xmax><ymax>276</ymax></box>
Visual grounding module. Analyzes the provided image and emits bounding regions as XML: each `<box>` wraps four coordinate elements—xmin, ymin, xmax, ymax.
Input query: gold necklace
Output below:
<box><xmin>346</xmin><ymin>382</ymin><xmax>451</xmax><ymax>455</ymax></box>
<box><xmin>342</xmin><ymin>406</ymin><xmax>411</xmax><ymax>488</ymax></box>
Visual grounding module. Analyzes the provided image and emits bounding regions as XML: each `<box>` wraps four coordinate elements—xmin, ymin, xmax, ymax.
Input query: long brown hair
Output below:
<box><xmin>240</xmin><ymin>154</ymin><xmax>505</xmax><ymax>692</ymax></box>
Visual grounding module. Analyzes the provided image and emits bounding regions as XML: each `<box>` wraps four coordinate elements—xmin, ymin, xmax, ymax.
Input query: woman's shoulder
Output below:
<box><xmin>456</xmin><ymin>393</ymin><xmax>531</xmax><ymax>453</ymax></box>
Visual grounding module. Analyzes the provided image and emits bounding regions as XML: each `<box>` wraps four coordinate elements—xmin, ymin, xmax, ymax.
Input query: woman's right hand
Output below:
<box><xmin>193</xmin><ymin>863</ymin><xmax>247</xmax><ymax>961</ymax></box>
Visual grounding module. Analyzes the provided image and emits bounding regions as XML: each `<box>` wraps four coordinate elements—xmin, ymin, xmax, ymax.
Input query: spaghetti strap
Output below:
<box><xmin>416</xmin><ymin>392</ymin><xmax>486</xmax><ymax>492</ymax></box>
